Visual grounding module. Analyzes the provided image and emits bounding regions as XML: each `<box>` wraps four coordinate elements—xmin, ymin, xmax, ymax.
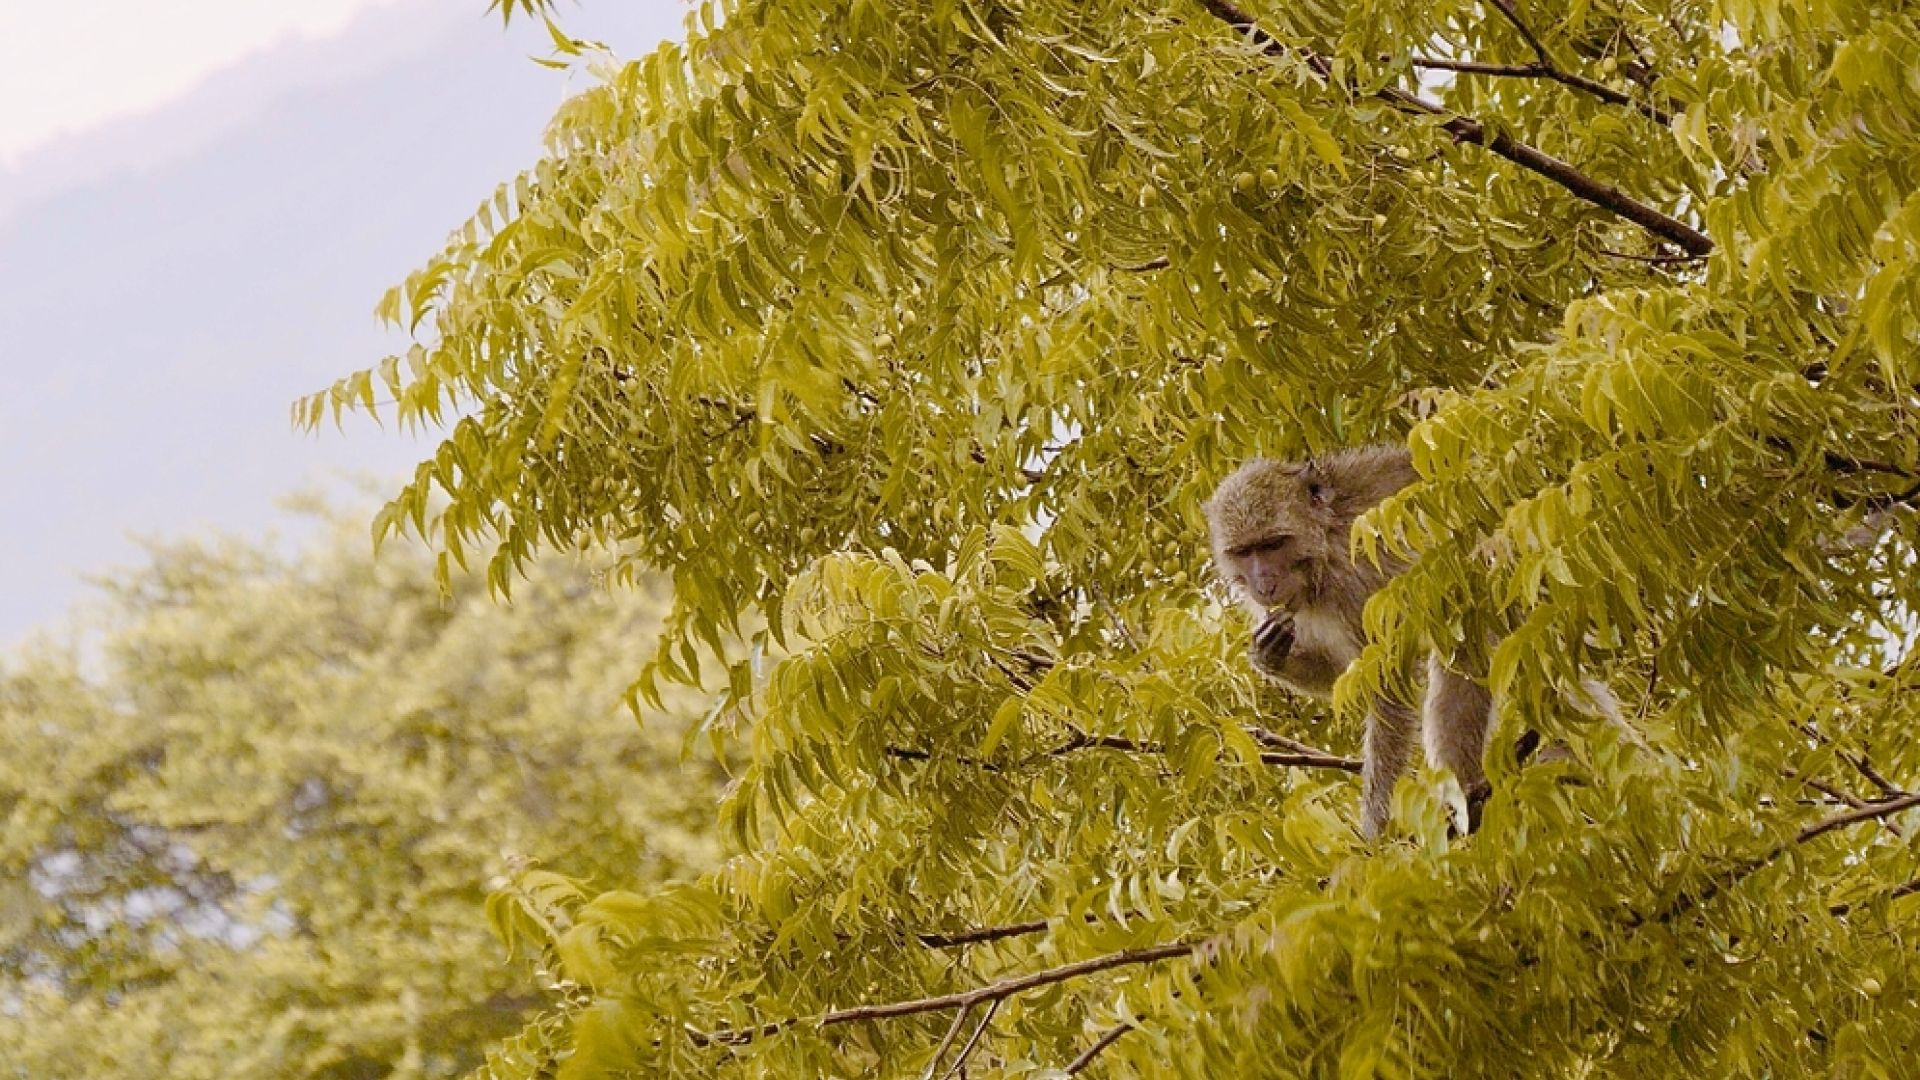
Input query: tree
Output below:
<box><xmin>306</xmin><ymin>1</ymin><xmax>1920</xmax><ymax>1075</ymax></box>
<box><xmin>0</xmin><ymin>504</ymin><xmax>721</xmax><ymax>1079</ymax></box>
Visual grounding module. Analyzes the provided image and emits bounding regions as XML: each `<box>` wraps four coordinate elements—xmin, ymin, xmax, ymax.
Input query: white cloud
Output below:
<box><xmin>0</xmin><ymin>0</ymin><xmax>411</xmax><ymax>165</ymax></box>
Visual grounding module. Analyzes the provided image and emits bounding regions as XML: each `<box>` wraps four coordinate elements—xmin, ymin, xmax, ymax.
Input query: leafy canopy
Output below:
<box><xmin>307</xmin><ymin>0</ymin><xmax>1920</xmax><ymax>1076</ymax></box>
<box><xmin>0</xmin><ymin>505</ymin><xmax>720</xmax><ymax>1080</ymax></box>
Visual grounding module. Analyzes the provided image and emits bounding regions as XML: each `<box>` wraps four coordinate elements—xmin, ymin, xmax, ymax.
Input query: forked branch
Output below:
<box><xmin>1194</xmin><ymin>0</ymin><xmax>1711</xmax><ymax>256</ymax></box>
<box><xmin>1654</xmin><ymin>792</ymin><xmax>1920</xmax><ymax>923</ymax></box>
<box><xmin>689</xmin><ymin>941</ymin><xmax>1195</xmax><ymax>1046</ymax></box>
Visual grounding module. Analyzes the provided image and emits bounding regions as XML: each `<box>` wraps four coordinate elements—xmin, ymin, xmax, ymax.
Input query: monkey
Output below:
<box><xmin>1206</xmin><ymin>444</ymin><xmax>1502</xmax><ymax>839</ymax></box>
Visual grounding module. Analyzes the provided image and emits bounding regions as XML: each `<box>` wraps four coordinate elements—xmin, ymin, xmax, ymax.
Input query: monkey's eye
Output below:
<box><xmin>1232</xmin><ymin>536</ymin><xmax>1291</xmax><ymax>557</ymax></box>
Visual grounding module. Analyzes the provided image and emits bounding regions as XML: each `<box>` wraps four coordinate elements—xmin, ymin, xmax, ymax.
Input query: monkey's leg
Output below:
<box><xmin>1423</xmin><ymin>656</ymin><xmax>1495</xmax><ymax>833</ymax></box>
<box><xmin>1360</xmin><ymin>696</ymin><xmax>1420</xmax><ymax>839</ymax></box>
<box><xmin>1423</xmin><ymin>656</ymin><xmax>1495</xmax><ymax>795</ymax></box>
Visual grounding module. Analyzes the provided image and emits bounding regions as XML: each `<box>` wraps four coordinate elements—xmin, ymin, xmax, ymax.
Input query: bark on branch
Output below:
<box><xmin>1065</xmin><ymin>1021</ymin><xmax>1135</xmax><ymax>1073</ymax></box>
<box><xmin>1409</xmin><ymin>56</ymin><xmax>1673</xmax><ymax>127</ymax></box>
<box><xmin>1194</xmin><ymin>0</ymin><xmax>1712</xmax><ymax>256</ymax></box>
<box><xmin>1654</xmin><ymin>791</ymin><xmax>1920</xmax><ymax>923</ymax></box>
<box><xmin>691</xmin><ymin>941</ymin><xmax>1194</xmax><ymax>1046</ymax></box>
<box><xmin>886</xmin><ymin>725</ymin><xmax>1361</xmax><ymax>775</ymax></box>
<box><xmin>917</xmin><ymin>918</ymin><xmax>1051</xmax><ymax>949</ymax></box>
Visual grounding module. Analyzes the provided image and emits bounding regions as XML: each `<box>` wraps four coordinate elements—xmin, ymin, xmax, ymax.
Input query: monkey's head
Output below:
<box><xmin>1204</xmin><ymin>457</ymin><xmax>1345</xmax><ymax>613</ymax></box>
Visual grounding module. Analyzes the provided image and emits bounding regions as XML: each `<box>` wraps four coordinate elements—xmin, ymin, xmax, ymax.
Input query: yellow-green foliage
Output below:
<box><xmin>305</xmin><ymin>1</ymin><xmax>1920</xmax><ymax>1076</ymax></box>
<box><xmin>0</xmin><ymin>506</ymin><xmax>721</xmax><ymax>1079</ymax></box>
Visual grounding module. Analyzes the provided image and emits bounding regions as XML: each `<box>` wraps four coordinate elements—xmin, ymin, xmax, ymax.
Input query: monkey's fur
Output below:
<box><xmin>1207</xmin><ymin>445</ymin><xmax>1497</xmax><ymax>838</ymax></box>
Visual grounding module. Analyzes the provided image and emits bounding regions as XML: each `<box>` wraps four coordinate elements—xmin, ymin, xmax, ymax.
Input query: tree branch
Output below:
<box><xmin>694</xmin><ymin>941</ymin><xmax>1195</xmax><ymax>1045</ymax></box>
<box><xmin>1260</xmin><ymin>750</ymin><xmax>1364</xmax><ymax>773</ymax></box>
<box><xmin>1059</xmin><ymin>725</ymin><xmax>1365</xmax><ymax>773</ymax></box>
<box><xmin>918</xmin><ymin>918</ymin><xmax>1051</xmax><ymax>949</ymax></box>
<box><xmin>1796</xmin><ymin>721</ymin><xmax>1911</xmax><ymax>800</ymax></box>
<box><xmin>1828</xmin><ymin>878</ymin><xmax>1920</xmax><ymax>918</ymax></box>
<box><xmin>1655</xmin><ymin>792</ymin><xmax>1920</xmax><ymax>923</ymax></box>
<box><xmin>1796</xmin><ymin>791</ymin><xmax>1920</xmax><ymax>844</ymax></box>
<box><xmin>1480</xmin><ymin>0</ymin><xmax>1672</xmax><ymax>125</ymax></box>
<box><xmin>1409</xmin><ymin>57</ymin><xmax>1672</xmax><ymax>127</ymax></box>
<box><xmin>1593</xmin><ymin>247</ymin><xmax>1708</xmax><ymax>266</ymax></box>
<box><xmin>1065</xmin><ymin>1021</ymin><xmax>1135</xmax><ymax>1074</ymax></box>
<box><xmin>1194</xmin><ymin>0</ymin><xmax>1711</xmax><ymax>255</ymax></box>
<box><xmin>921</xmin><ymin>1004</ymin><xmax>973</xmax><ymax>1080</ymax></box>
<box><xmin>888</xmin><ymin>726</ymin><xmax>1362</xmax><ymax>776</ymax></box>
<box><xmin>1248</xmin><ymin>726</ymin><xmax>1366</xmax><ymax>773</ymax></box>
<box><xmin>1484</xmin><ymin>0</ymin><xmax>1552</xmax><ymax>64</ymax></box>
<box><xmin>940</xmin><ymin>1000</ymin><xmax>998</xmax><ymax>1079</ymax></box>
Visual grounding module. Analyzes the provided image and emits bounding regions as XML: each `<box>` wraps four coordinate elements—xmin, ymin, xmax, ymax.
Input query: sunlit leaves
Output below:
<box><xmin>0</xmin><ymin>511</ymin><xmax>720</xmax><ymax>1079</ymax></box>
<box><xmin>305</xmin><ymin>0</ymin><xmax>1920</xmax><ymax>1075</ymax></box>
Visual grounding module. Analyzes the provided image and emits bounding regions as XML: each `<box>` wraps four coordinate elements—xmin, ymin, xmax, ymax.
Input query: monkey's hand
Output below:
<box><xmin>1249</xmin><ymin>611</ymin><xmax>1296</xmax><ymax>678</ymax></box>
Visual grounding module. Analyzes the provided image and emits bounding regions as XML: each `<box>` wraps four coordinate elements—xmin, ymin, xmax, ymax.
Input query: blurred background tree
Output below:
<box><xmin>260</xmin><ymin>0</ymin><xmax>1920</xmax><ymax>1075</ymax></box>
<box><xmin>0</xmin><ymin>501</ymin><xmax>721</xmax><ymax>1079</ymax></box>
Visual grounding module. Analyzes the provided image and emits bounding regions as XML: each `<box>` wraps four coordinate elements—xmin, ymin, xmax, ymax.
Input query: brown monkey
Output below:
<box><xmin>1206</xmin><ymin>445</ymin><xmax>1497</xmax><ymax>838</ymax></box>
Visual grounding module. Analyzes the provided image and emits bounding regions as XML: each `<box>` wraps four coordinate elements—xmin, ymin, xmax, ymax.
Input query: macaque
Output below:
<box><xmin>1206</xmin><ymin>445</ymin><xmax>1498</xmax><ymax>838</ymax></box>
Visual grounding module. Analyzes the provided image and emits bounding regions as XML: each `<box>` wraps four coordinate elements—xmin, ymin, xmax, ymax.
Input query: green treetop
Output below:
<box><xmin>0</xmin><ymin>506</ymin><xmax>721</xmax><ymax>1079</ymax></box>
<box><xmin>307</xmin><ymin>1</ymin><xmax>1920</xmax><ymax>1075</ymax></box>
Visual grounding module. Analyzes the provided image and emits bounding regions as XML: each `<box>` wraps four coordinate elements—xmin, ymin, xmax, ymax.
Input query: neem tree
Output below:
<box><xmin>307</xmin><ymin>1</ymin><xmax>1920</xmax><ymax>1075</ymax></box>
<box><xmin>0</xmin><ymin>510</ymin><xmax>718</xmax><ymax>1079</ymax></box>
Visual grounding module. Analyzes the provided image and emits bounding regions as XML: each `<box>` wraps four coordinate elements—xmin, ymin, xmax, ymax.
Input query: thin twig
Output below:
<box><xmin>1849</xmin><ymin>756</ymin><xmax>1906</xmax><ymax>799</ymax></box>
<box><xmin>1654</xmin><ymin>792</ymin><xmax>1920</xmax><ymax>923</ymax></box>
<box><xmin>1247</xmin><ymin>726</ymin><xmax>1366</xmax><ymax>772</ymax></box>
<box><xmin>886</xmin><ymin>745</ymin><xmax>1004</xmax><ymax>772</ymax></box>
<box><xmin>940</xmin><ymin>1000</ymin><xmax>999</xmax><ymax>1079</ymax></box>
<box><xmin>1245</xmin><ymin>726</ymin><xmax>1319</xmax><ymax>754</ymax></box>
<box><xmin>1481</xmin><ymin>0</ymin><xmax>1675</xmax><ymax>126</ymax></box>
<box><xmin>1486</xmin><ymin>0</ymin><xmax>1552</xmax><ymax>63</ymax></box>
<box><xmin>1777</xmin><ymin>770</ymin><xmax>1902</xmax><ymax>836</ymax></box>
<box><xmin>1594</xmin><ymin>247</ymin><xmax>1708</xmax><ymax>266</ymax></box>
<box><xmin>1260</xmin><ymin>750</ymin><xmax>1364</xmax><ymax>773</ymax></box>
<box><xmin>1065</xmin><ymin>1021</ymin><xmax>1134</xmax><ymax>1074</ymax></box>
<box><xmin>1092</xmin><ymin>585</ymin><xmax>1145</xmax><ymax>655</ymax></box>
<box><xmin>695</xmin><ymin>941</ymin><xmax>1195</xmax><ymax>1045</ymax></box>
<box><xmin>1408</xmin><ymin>56</ymin><xmax>1673</xmax><ymax>126</ymax></box>
<box><xmin>1797</xmin><ymin>791</ymin><xmax>1920</xmax><ymax>844</ymax></box>
<box><xmin>922</xmin><ymin>1005</ymin><xmax>973</xmax><ymax>1080</ymax></box>
<box><xmin>1828</xmin><ymin>878</ymin><xmax>1920</xmax><ymax>918</ymax></box>
<box><xmin>1411</xmin><ymin>56</ymin><xmax>1545</xmax><ymax>76</ymax></box>
<box><xmin>918</xmin><ymin>919</ymin><xmax>1052</xmax><ymax>949</ymax></box>
<box><xmin>1194</xmin><ymin>0</ymin><xmax>1709</xmax><ymax>254</ymax></box>
<box><xmin>890</xmin><ymin>728</ymin><xmax>1361</xmax><ymax>776</ymax></box>
<box><xmin>1796</xmin><ymin>721</ymin><xmax>1910</xmax><ymax>799</ymax></box>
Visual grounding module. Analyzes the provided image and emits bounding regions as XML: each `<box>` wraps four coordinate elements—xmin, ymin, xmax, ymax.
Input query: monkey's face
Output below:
<box><xmin>1206</xmin><ymin>458</ymin><xmax>1338</xmax><ymax>613</ymax></box>
<box><xmin>1219</xmin><ymin>532</ymin><xmax>1314</xmax><ymax>610</ymax></box>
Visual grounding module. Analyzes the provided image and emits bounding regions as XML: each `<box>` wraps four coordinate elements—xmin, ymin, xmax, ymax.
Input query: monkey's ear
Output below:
<box><xmin>1302</xmin><ymin>461</ymin><xmax>1333</xmax><ymax>508</ymax></box>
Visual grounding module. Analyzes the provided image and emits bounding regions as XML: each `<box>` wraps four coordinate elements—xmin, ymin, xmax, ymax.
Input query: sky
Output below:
<box><xmin>0</xmin><ymin>0</ymin><xmax>409</xmax><ymax>166</ymax></box>
<box><xmin>0</xmin><ymin>0</ymin><xmax>688</xmax><ymax>645</ymax></box>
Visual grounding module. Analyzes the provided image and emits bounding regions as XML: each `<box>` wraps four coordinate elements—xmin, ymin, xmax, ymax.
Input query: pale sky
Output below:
<box><xmin>0</xmin><ymin>1</ymin><xmax>688</xmax><ymax>645</ymax></box>
<box><xmin>0</xmin><ymin>0</ymin><xmax>408</xmax><ymax>165</ymax></box>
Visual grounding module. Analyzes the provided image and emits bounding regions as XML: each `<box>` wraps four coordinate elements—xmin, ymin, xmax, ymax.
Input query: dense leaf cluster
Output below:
<box><xmin>0</xmin><ymin>508</ymin><xmax>720</xmax><ymax>1079</ymax></box>
<box><xmin>308</xmin><ymin>1</ymin><xmax>1920</xmax><ymax>1076</ymax></box>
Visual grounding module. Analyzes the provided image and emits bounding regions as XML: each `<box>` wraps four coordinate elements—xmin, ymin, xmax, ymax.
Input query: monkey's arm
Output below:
<box><xmin>1249</xmin><ymin>612</ymin><xmax>1349</xmax><ymax>694</ymax></box>
<box><xmin>1361</xmin><ymin>696</ymin><xmax>1420</xmax><ymax>840</ymax></box>
<box><xmin>1422</xmin><ymin>657</ymin><xmax>1494</xmax><ymax>796</ymax></box>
